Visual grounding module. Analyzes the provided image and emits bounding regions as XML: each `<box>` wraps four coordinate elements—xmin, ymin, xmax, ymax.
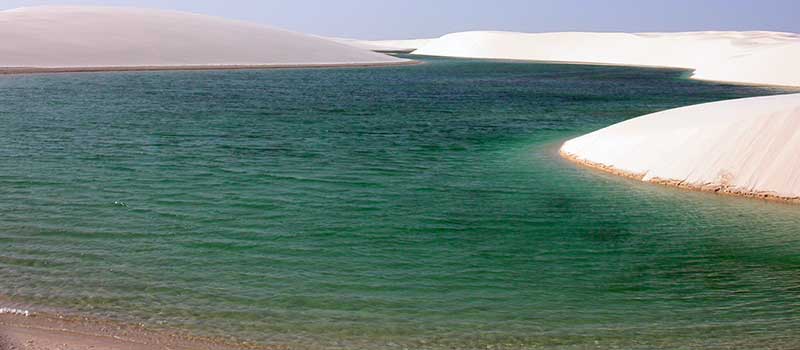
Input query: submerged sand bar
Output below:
<box><xmin>560</xmin><ymin>93</ymin><xmax>800</xmax><ymax>202</ymax></box>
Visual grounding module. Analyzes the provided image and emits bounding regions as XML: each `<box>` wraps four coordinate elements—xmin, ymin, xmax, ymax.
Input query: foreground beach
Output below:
<box><xmin>0</xmin><ymin>312</ymin><xmax>266</xmax><ymax>350</ymax></box>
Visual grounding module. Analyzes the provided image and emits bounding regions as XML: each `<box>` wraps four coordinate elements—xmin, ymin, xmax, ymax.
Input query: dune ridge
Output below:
<box><xmin>413</xmin><ymin>31</ymin><xmax>800</xmax><ymax>87</ymax></box>
<box><xmin>0</xmin><ymin>6</ymin><xmax>407</xmax><ymax>69</ymax></box>
<box><xmin>560</xmin><ymin>93</ymin><xmax>800</xmax><ymax>202</ymax></box>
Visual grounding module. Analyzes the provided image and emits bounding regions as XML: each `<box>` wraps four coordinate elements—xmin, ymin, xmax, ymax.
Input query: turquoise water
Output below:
<box><xmin>2</xmin><ymin>56</ymin><xmax>800</xmax><ymax>349</ymax></box>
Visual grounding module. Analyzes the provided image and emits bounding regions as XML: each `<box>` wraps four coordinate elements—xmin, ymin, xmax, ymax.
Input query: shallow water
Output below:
<box><xmin>1</xmin><ymin>56</ymin><xmax>800</xmax><ymax>349</ymax></box>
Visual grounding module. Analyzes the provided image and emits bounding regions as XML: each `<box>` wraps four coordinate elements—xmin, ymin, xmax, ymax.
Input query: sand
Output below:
<box><xmin>0</xmin><ymin>312</ymin><xmax>272</xmax><ymax>350</ymax></box>
<box><xmin>560</xmin><ymin>93</ymin><xmax>800</xmax><ymax>202</ymax></box>
<box><xmin>412</xmin><ymin>31</ymin><xmax>800</xmax><ymax>87</ymax></box>
<box><xmin>0</xmin><ymin>6</ymin><xmax>407</xmax><ymax>70</ymax></box>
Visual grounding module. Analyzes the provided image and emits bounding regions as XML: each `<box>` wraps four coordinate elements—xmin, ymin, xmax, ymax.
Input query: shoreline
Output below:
<box><xmin>411</xmin><ymin>54</ymin><xmax>800</xmax><ymax>89</ymax></box>
<box><xmin>411</xmin><ymin>31</ymin><xmax>800</xmax><ymax>88</ymax></box>
<box><xmin>0</xmin><ymin>309</ymin><xmax>276</xmax><ymax>350</ymax></box>
<box><xmin>0</xmin><ymin>60</ymin><xmax>420</xmax><ymax>76</ymax></box>
<box><xmin>559</xmin><ymin>149</ymin><xmax>800</xmax><ymax>204</ymax></box>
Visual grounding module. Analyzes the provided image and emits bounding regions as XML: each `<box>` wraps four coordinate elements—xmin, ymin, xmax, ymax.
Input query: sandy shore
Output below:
<box><xmin>559</xmin><ymin>150</ymin><xmax>800</xmax><ymax>204</ymax></box>
<box><xmin>0</xmin><ymin>61</ymin><xmax>420</xmax><ymax>76</ymax></box>
<box><xmin>559</xmin><ymin>93</ymin><xmax>800</xmax><ymax>203</ymax></box>
<box><xmin>0</xmin><ymin>312</ymin><xmax>274</xmax><ymax>350</ymax></box>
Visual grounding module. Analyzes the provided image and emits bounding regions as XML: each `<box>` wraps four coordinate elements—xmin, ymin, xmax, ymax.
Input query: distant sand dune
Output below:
<box><xmin>413</xmin><ymin>31</ymin><xmax>800</xmax><ymax>87</ymax></box>
<box><xmin>332</xmin><ymin>38</ymin><xmax>433</xmax><ymax>53</ymax></box>
<box><xmin>0</xmin><ymin>6</ymin><xmax>407</xmax><ymax>69</ymax></box>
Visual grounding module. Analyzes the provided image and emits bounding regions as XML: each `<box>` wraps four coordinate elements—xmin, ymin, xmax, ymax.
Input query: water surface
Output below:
<box><xmin>1</xmin><ymin>56</ymin><xmax>800</xmax><ymax>349</ymax></box>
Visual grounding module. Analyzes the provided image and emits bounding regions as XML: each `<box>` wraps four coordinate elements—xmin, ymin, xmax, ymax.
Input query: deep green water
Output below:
<box><xmin>2</xmin><ymin>56</ymin><xmax>800</xmax><ymax>349</ymax></box>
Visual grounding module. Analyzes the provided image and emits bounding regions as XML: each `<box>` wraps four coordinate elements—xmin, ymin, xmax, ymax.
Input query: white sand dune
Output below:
<box><xmin>560</xmin><ymin>93</ymin><xmax>800</xmax><ymax>201</ymax></box>
<box><xmin>414</xmin><ymin>30</ymin><xmax>800</xmax><ymax>201</ymax></box>
<box><xmin>0</xmin><ymin>6</ymin><xmax>406</xmax><ymax>69</ymax></box>
<box><xmin>413</xmin><ymin>31</ymin><xmax>800</xmax><ymax>87</ymax></box>
<box><xmin>332</xmin><ymin>38</ymin><xmax>432</xmax><ymax>53</ymax></box>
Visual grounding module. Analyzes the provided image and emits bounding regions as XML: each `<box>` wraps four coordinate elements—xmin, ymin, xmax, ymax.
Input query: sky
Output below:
<box><xmin>1</xmin><ymin>0</ymin><xmax>798</xmax><ymax>40</ymax></box>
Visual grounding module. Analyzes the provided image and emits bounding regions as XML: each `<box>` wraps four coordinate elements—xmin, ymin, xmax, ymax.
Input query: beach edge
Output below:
<box><xmin>0</xmin><ymin>60</ymin><xmax>421</xmax><ymax>76</ymax></box>
<box><xmin>559</xmin><ymin>148</ymin><xmax>800</xmax><ymax>204</ymax></box>
<box><xmin>0</xmin><ymin>311</ymin><xmax>278</xmax><ymax>350</ymax></box>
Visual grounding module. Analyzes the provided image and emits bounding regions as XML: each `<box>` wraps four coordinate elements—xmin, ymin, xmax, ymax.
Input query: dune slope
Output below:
<box><xmin>560</xmin><ymin>93</ymin><xmax>800</xmax><ymax>201</ymax></box>
<box><xmin>0</xmin><ymin>6</ymin><xmax>406</xmax><ymax>69</ymax></box>
<box><xmin>413</xmin><ymin>31</ymin><xmax>800</xmax><ymax>87</ymax></box>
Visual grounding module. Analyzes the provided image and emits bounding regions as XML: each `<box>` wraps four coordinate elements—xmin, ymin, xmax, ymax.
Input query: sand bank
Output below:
<box><xmin>0</xmin><ymin>311</ymin><xmax>273</xmax><ymax>350</ymax></box>
<box><xmin>412</xmin><ymin>31</ymin><xmax>800</xmax><ymax>87</ymax></box>
<box><xmin>560</xmin><ymin>93</ymin><xmax>800</xmax><ymax>202</ymax></box>
<box><xmin>0</xmin><ymin>6</ymin><xmax>407</xmax><ymax>70</ymax></box>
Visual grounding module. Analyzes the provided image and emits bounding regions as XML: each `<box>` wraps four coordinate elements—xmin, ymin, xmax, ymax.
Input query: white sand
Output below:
<box><xmin>560</xmin><ymin>93</ymin><xmax>800</xmax><ymax>201</ymax></box>
<box><xmin>0</xmin><ymin>6</ymin><xmax>406</xmax><ymax>68</ymax></box>
<box><xmin>413</xmin><ymin>31</ymin><xmax>800</xmax><ymax>87</ymax></box>
<box><xmin>332</xmin><ymin>38</ymin><xmax>432</xmax><ymax>52</ymax></box>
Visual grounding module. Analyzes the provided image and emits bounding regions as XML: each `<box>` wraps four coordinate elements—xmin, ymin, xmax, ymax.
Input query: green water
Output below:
<box><xmin>2</xmin><ymin>56</ymin><xmax>800</xmax><ymax>349</ymax></box>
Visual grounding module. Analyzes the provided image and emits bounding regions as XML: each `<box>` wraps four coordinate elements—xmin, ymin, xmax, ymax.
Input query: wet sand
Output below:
<box><xmin>0</xmin><ymin>313</ymin><xmax>276</xmax><ymax>350</ymax></box>
<box><xmin>559</xmin><ymin>150</ymin><xmax>800</xmax><ymax>204</ymax></box>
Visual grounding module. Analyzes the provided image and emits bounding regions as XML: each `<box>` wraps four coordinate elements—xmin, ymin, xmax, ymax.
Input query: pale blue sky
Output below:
<box><xmin>1</xmin><ymin>0</ymin><xmax>797</xmax><ymax>39</ymax></box>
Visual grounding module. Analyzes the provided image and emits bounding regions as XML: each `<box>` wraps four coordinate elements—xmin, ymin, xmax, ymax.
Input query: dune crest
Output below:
<box><xmin>0</xmin><ymin>6</ymin><xmax>406</xmax><ymax>69</ymax></box>
<box><xmin>413</xmin><ymin>31</ymin><xmax>800</xmax><ymax>87</ymax></box>
<box><xmin>560</xmin><ymin>93</ymin><xmax>800</xmax><ymax>202</ymax></box>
